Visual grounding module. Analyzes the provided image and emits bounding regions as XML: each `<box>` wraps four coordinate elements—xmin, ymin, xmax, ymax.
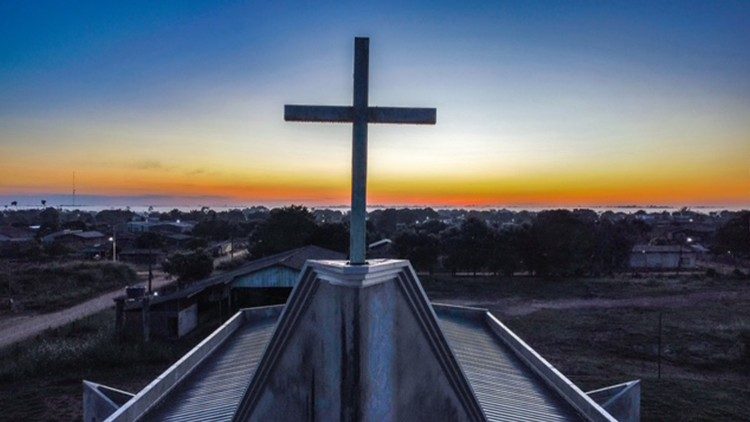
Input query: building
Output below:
<box><xmin>91</xmin><ymin>260</ymin><xmax>640</xmax><ymax>421</ymax></box>
<box><xmin>113</xmin><ymin>245</ymin><xmax>345</xmax><ymax>340</ymax></box>
<box><xmin>0</xmin><ymin>225</ymin><xmax>35</xmax><ymax>243</ymax></box>
<box><xmin>41</xmin><ymin>229</ymin><xmax>105</xmax><ymax>248</ymax></box>
<box><xmin>0</xmin><ymin>226</ymin><xmax>36</xmax><ymax>257</ymax></box>
<box><xmin>368</xmin><ymin>238</ymin><xmax>395</xmax><ymax>259</ymax></box>
<box><xmin>126</xmin><ymin>220</ymin><xmax>194</xmax><ymax>234</ymax></box>
<box><xmin>629</xmin><ymin>244</ymin><xmax>697</xmax><ymax>270</ymax></box>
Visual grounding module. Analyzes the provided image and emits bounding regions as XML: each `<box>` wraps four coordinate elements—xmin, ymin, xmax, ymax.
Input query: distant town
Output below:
<box><xmin>1</xmin><ymin>204</ymin><xmax>748</xmax><ymax>419</ymax></box>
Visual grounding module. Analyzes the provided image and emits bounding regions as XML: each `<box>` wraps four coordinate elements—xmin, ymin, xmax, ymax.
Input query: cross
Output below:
<box><xmin>285</xmin><ymin>37</ymin><xmax>436</xmax><ymax>265</ymax></box>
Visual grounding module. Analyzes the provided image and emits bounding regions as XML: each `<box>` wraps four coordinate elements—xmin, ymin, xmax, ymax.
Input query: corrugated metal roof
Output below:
<box><xmin>436</xmin><ymin>311</ymin><xmax>581</xmax><ymax>422</ymax></box>
<box><xmin>126</xmin><ymin>303</ymin><xmax>593</xmax><ymax>421</ymax></box>
<box><xmin>145</xmin><ymin>245</ymin><xmax>345</xmax><ymax>305</ymax></box>
<box><xmin>143</xmin><ymin>316</ymin><xmax>277</xmax><ymax>421</ymax></box>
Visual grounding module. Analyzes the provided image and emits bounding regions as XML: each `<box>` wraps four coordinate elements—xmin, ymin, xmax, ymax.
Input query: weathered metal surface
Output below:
<box><xmin>233</xmin><ymin>260</ymin><xmax>485</xmax><ymax>421</ymax></box>
<box><xmin>143</xmin><ymin>315</ymin><xmax>278</xmax><ymax>421</ymax></box>
<box><xmin>587</xmin><ymin>381</ymin><xmax>641</xmax><ymax>422</ymax></box>
<box><xmin>349</xmin><ymin>36</ymin><xmax>370</xmax><ymax>265</ymax></box>
<box><xmin>283</xmin><ymin>37</ymin><xmax>436</xmax><ymax>265</ymax></box>
<box><xmin>231</xmin><ymin>266</ymin><xmax>299</xmax><ymax>288</ymax></box>
<box><xmin>436</xmin><ymin>310</ymin><xmax>582</xmax><ymax>421</ymax></box>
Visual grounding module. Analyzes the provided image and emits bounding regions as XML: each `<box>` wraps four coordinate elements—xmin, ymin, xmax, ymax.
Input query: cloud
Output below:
<box><xmin>185</xmin><ymin>168</ymin><xmax>205</xmax><ymax>176</ymax></box>
<box><xmin>132</xmin><ymin>160</ymin><xmax>165</xmax><ymax>170</ymax></box>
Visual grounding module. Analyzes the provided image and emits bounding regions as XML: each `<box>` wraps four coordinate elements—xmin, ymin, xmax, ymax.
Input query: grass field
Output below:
<box><xmin>426</xmin><ymin>274</ymin><xmax>750</xmax><ymax>421</ymax></box>
<box><xmin>0</xmin><ymin>261</ymin><xmax>137</xmax><ymax>313</ymax></box>
<box><xmin>0</xmin><ymin>273</ymin><xmax>747</xmax><ymax>421</ymax></box>
<box><xmin>0</xmin><ymin>308</ymin><xmax>224</xmax><ymax>421</ymax></box>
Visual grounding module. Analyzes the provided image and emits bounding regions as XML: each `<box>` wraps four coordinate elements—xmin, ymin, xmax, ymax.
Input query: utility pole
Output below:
<box><xmin>148</xmin><ymin>246</ymin><xmax>153</xmax><ymax>294</ymax></box>
<box><xmin>657</xmin><ymin>311</ymin><xmax>663</xmax><ymax>380</ymax></box>
<box><xmin>110</xmin><ymin>229</ymin><xmax>117</xmax><ymax>262</ymax></box>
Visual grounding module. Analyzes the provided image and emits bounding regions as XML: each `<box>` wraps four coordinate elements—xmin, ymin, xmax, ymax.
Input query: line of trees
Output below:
<box><xmin>430</xmin><ymin>210</ymin><xmax>640</xmax><ymax>277</ymax></box>
<box><xmin>246</xmin><ymin>207</ymin><xmax>642</xmax><ymax>277</ymax></box>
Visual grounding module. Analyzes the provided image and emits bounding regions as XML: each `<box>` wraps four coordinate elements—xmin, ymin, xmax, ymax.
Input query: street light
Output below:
<box><xmin>109</xmin><ymin>232</ymin><xmax>117</xmax><ymax>262</ymax></box>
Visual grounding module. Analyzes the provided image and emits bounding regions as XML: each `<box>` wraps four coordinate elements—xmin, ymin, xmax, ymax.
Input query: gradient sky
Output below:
<box><xmin>1</xmin><ymin>1</ymin><xmax>749</xmax><ymax>207</ymax></box>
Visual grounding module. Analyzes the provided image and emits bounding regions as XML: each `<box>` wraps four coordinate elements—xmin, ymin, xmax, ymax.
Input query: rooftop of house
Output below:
<box><xmin>632</xmin><ymin>244</ymin><xmax>694</xmax><ymax>253</ymax></box>
<box><xmin>117</xmin><ymin>245</ymin><xmax>345</xmax><ymax>307</ymax></box>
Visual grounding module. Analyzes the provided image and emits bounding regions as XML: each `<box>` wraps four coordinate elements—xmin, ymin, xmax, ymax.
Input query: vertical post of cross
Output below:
<box><xmin>350</xmin><ymin>37</ymin><xmax>369</xmax><ymax>265</ymax></box>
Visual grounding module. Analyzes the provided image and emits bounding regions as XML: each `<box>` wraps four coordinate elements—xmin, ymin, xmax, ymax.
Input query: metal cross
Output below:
<box><xmin>285</xmin><ymin>37</ymin><xmax>436</xmax><ymax>265</ymax></box>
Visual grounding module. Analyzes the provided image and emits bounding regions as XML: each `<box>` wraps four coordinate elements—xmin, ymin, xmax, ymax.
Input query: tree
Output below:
<box><xmin>192</xmin><ymin>219</ymin><xmax>234</xmax><ymax>241</ymax></box>
<box><xmin>442</xmin><ymin>218</ymin><xmax>493</xmax><ymax>275</ymax></box>
<box><xmin>162</xmin><ymin>250</ymin><xmax>213</xmax><ymax>283</ymax></box>
<box><xmin>95</xmin><ymin>209</ymin><xmax>134</xmax><ymax>225</ymax></box>
<box><xmin>136</xmin><ymin>232</ymin><xmax>164</xmax><ymax>250</ymax></box>
<box><xmin>525</xmin><ymin>210</ymin><xmax>596</xmax><ymax>277</ymax></box>
<box><xmin>250</xmin><ymin>205</ymin><xmax>317</xmax><ymax>257</ymax></box>
<box><xmin>309</xmin><ymin>222</ymin><xmax>349</xmax><ymax>253</ymax></box>
<box><xmin>37</xmin><ymin>207</ymin><xmax>61</xmax><ymax>238</ymax></box>
<box><xmin>713</xmin><ymin>211</ymin><xmax>750</xmax><ymax>258</ymax></box>
<box><xmin>394</xmin><ymin>231</ymin><xmax>440</xmax><ymax>274</ymax></box>
<box><xmin>41</xmin><ymin>199</ymin><xmax>46</xmax><ymax>207</ymax></box>
<box><xmin>488</xmin><ymin>228</ymin><xmax>523</xmax><ymax>276</ymax></box>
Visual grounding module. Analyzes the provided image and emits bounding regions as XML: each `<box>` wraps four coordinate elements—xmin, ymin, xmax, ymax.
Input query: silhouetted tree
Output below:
<box><xmin>488</xmin><ymin>228</ymin><xmax>524</xmax><ymax>276</ymax></box>
<box><xmin>309</xmin><ymin>222</ymin><xmax>349</xmax><ymax>253</ymax></box>
<box><xmin>442</xmin><ymin>218</ymin><xmax>493</xmax><ymax>275</ymax></box>
<box><xmin>250</xmin><ymin>205</ymin><xmax>317</xmax><ymax>257</ymax></box>
<box><xmin>526</xmin><ymin>210</ymin><xmax>595</xmax><ymax>277</ymax></box>
<box><xmin>136</xmin><ymin>231</ymin><xmax>165</xmax><ymax>250</ymax></box>
<box><xmin>193</xmin><ymin>219</ymin><xmax>234</xmax><ymax>241</ymax></box>
<box><xmin>95</xmin><ymin>209</ymin><xmax>134</xmax><ymax>225</ymax></box>
<box><xmin>163</xmin><ymin>250</ymin><xmax>213</xmax><ymax>283</ymax></box>
<box><xmin>394</xmin><ymin>231</ymin><xmax>440</xmax><ymax>274</ymax></box>
<box><xmin>713</xmin><ymin>211</ymin><xmax>750</xmax><ymax>258</ymax></box>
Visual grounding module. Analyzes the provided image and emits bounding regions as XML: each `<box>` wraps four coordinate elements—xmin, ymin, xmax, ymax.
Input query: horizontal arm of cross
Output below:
<box><xmin>284</xmin><ymin>105</ymin><xmax>352</xmax><ymax>122</ymax></box>
<box><xmin>368</xmin><ymin>107</ymin><xmax>436</xmax><ymax>125</ymax></box>
<box><xmin>285</xmin><ymin>105</ymin><xmax>436</xmax><ymax>125</ymax></box>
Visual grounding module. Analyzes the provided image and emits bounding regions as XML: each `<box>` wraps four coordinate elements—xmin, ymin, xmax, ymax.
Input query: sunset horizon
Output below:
<box><xmin>2</xmin><ymin>2</ymin><xmax>749</xmax><ymax>208</ymax></box>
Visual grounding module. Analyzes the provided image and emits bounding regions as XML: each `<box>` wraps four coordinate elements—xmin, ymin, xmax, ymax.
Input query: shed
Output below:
<box><xmin>629</xmin><ymin>244</ymin><xmax>696</xmax><ymax>270</ymax></box>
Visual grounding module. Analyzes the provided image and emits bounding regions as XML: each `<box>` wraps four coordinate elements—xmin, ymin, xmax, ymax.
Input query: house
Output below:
<box><xmin>368</xmin><ymin>238</ymin><xmax>395</xmax><ymax>259</ymax></box>
<box><xmin>163</xmin><ymin>233</ymin><xmax>193</xmax><ymax>248</ymax></box>
<box><xmin>629</xmin><ymin>244</ymin><xmax>697</xmax><ymax>270</ymax></box>
<box><xmin>0</xmin><ymin>225</ymin><xmax>35</xmax><ymax>243</ymax></box>
<box><xmin>42</xmin><ymin>230</ymin><xmax>105</xmax><ymax>249</ymax></box>
<box><xmin>0</xmin><ymin>226</ymin><xmax>36</xmax><ymax>257</ymax></box>
<box><xmin>90</xmin><ymin>259</ymin><xmax>640</xmax><ymax>422</ymax></box>
<box><xmin>125</xmin><ymin>220</ymin><xmax>194</xmax><ymax>234</ymax></box>
<box><xmin>113</xmin><ymin>245</ymin><xmax>345</xmax><ymax>340</ymax></box>
<box><xmin>126</xmin><ymin>220</ymin><xmax>194</xmax><ymax>234</ymax></box>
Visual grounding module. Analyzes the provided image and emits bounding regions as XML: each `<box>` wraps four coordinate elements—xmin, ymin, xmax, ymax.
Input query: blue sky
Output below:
<box><xmin>1</xmin><ymin>1</ymin><xmax>748</xmax><ymax>206</ymax></box>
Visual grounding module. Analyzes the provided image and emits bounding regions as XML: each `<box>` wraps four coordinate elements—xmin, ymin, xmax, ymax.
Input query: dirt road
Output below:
<box><xmin>0</xmin><ymin>273</ymin><xmax>174</xmax><ymax>349</ymax></box>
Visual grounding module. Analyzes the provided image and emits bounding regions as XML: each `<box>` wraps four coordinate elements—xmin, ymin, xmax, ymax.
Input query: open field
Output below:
<box><xmin>0</xmin><ymin>261</ymin><xmax>137</xmax><ymax>313</ymax></box>
<box><xmin>0</xmin><ymin>274</ymin><xmax>747</xmax><ymax>421</ymax></box>
<box><xmin>0</xmin><ymin>309</ymin><xmax>224</xmax><ymax>421</ymax></box>
<box><xmin>427</xmin><ymin>274</ymin><xmax>750</xmax><ymax>421</ymax></box>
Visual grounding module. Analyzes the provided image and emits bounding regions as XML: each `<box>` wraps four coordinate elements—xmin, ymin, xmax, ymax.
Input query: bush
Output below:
<box><xmin>162</xmin><ymin>250</ymin><xmax>213</xmax><ymax>282</ymax></box>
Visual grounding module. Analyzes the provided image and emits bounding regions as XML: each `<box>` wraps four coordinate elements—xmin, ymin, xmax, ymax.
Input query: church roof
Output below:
<box><xmin>105</xmin><ymin>303</ymin><xmax>613</xmax><ymax>421</ymax></box>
